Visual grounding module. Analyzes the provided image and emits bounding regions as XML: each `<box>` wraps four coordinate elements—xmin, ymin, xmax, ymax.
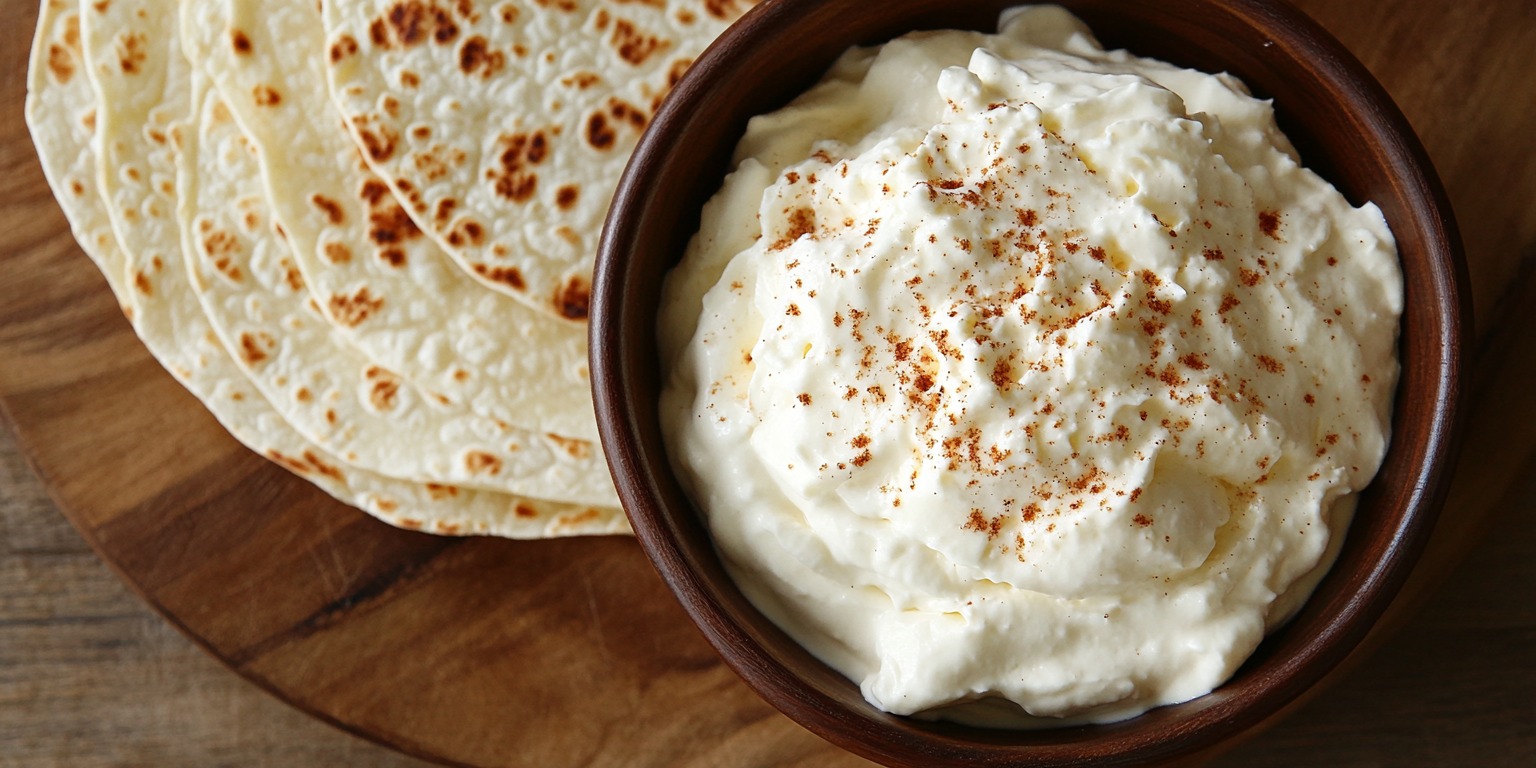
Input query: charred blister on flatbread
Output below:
<box><xmin>368</xmin><ymin>1</ymin><xmax>463</xmax><ymax>49</ymax></box>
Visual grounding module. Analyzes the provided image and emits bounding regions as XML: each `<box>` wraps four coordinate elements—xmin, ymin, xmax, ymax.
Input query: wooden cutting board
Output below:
<box><xmin>1</xmin><ymin>1</ymin><xmax>1532</xmax><ymax>766</ymax></box>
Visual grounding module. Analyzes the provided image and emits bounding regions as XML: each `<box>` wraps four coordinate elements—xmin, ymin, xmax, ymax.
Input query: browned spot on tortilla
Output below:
<box><xmin>278</xmin><ymin>258</ymin><xmax>304</xmax><ymax>292</ymax></box>
<box><xmin>412</xmin><ymin>145</ymin><xmax>462</xmax><ymax>183</ymax></box>
<box><xmin>266</xmin><ymin>450</ymin><xmax>346</xmax><ymax>481</ymax></box>
<box><xmin>368</xmin><ymin>201</ymin><xmax>423</xmax><ymax>246</ymax></box>
<box><xmin>400</xmin><ymin>70</ymin><xmax>420</xmax><ymax>87</ymax></box>
<box><xmin>351</xmin><ymin>117</ymin><xmax>400</xmax><ymax>162</ymax></box>
<box><xmin>554</xmin><ymin>274</ymin><xmax>589</xmax><ymax>320</ymax></box>
<box><xmin>499</xmin><ymin>5</ymin><xmax>519</xmax><ymax>23</ymax></box>
<box><xmin>584</xmin><ymin>97</ymin><xmax>648</xmax><ymax>152</ymax></box>
<box><xmin>457</xmin><ymin>35</ymin><xmax>505</xmax><ymax>77</ymax></box>
<box><xmin>465</xmin><ymin>451</ymin><xmax>503</xmax><ymax>475</ymax></box>
<box><xmin>371</xmin><ymin>1</ymin><xmax>460</xmax><ymax>48</ymax></box>
<box><xmin>379</xmin><ymin>248</ymin><xmax>407</xmax><ymax>267</ymax></box>
<box><xmin>514</xmin><ymin>504</ymin><xmax>538</xmax><ymax>518</ymax></box>
<box><xmin>547</xmin><ymin>434</ymin><xmax>592</xmax><ymax>460</ymax></box>
<box><xmin>609</xmin><ymin>97</ymin><xmax>647</xmax><ymax>130</ymax></box>
<box><xmin>432</xmin><ymin>198</ymin><xmax>458</xmax><ymax>226</ymax></box>
<box><xmin>323</xmin><ymin>242</ymin><xmax>353</xmax><ymax>264</ymax></box>
<box><xmin>365</xmin><ymin>366</ymin><xmax>403</xmax><ymax>410</ymax></box>
<box><xmin>47</xmin><ymin>44</ymin><xmax>74</xmax><ymax>83</ymax></box>
<box><xmin>329</xmin><ymin>34</ymin><xmax>358</xmax><ymax>63</ymax></box>
<box><xmin>397</xmin><ymin>518</ymin><xmax>424</xmax><ymax>530</ymax></box>
<box><xmin>425</xmin><ymin>483</ymin><xmax>460</xmax><ymax>499</ymax></box>
<box><xmin>311</xmin><ymin>195</ymin><xmax>345</xmax><ymax>224</ymax></box>
<box><xmin>472</xmin><ymin>264</ymin><xmax>526</xmax><ymax>291</ymax></box>
<box><xmin>585</xmin><ymin>112</ymin><xmax>616</xmax><ymax>151</ymax></box>
<box><xmin>295</xmin><ymin>387</ymin><xmax>313</xmax><ymax>403</ymax></box>
<box><xmin>238</xmin><ymin>332</ymin><xmax>275</xmax><ymax>365</ymax></box>
<box><xmin>329</xmin><ymin>287</ymin><xmax>385</xmax><ymax>327</ymax></box>
<box><xmin>231</xmin><ymin>30</ymin><xmax>252</xmax><ymax>54</ymax></box>
<box><xmin>201</xmin><ymin>230</ymin><xmax>245</xmax><ymax>283</ymax></box>
<box><xmin>561</xmin><ymin>71</ymin><xmax>601</xmax><ymax>89</ymax></box>
<box><xmin>445</xmin><ymin>219</ymin><xmax>485</xmax><ymax>247</ymax></box>
<box><xmin>376</xmin><ymin>498</ymin><xmax>400</xmax><ymax>513</ymax></box>
<box><xmin>117</xmin><ymin>32</ymin><xmax>147</xmax><ymax>74</ymax></box>
<box><xmin>63</xmin><ymin>13</ymin><xmax>81</xmax><ymax>45</ymax></box>
<box><xmin>489</xmin><ymin>130</ymin><xmax>549</xmax><ymax>202</ymax></box>
<box><xmin>204</xmin><ymin>228</ymin><xmax>239</xmax><ymax>256</ymax></box>
<box><xmin>359</xmin><ymin>179</ymin><xmax>391</xmax><ymax>206</ymax></box>
<box><xmin>608</xmin><ymin>18</ymin><xmax>671</xmax><ymax>66</ymax></box>
<box><xmin>556</xmin><ymin>509</ymin><xmax>602</xmax><ymax>528</ymax></box>
<box><xmin>555</xmin><ymin>184</ymin><xmax>580</xmax><ymax>210</ymax></box>
<box><xmin>533</xmin><ymin>0</ymin><xmax>577</xmax><ymax>10</ymax></box>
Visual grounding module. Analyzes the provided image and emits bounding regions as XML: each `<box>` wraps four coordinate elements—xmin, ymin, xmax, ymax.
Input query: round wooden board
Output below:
<box><xmin>1</xmin><ymin>1</ymin><xmax>1533</xmax><ymax>767</ymax></box>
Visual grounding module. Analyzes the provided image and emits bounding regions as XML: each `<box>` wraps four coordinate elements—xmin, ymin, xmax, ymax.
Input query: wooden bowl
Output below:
<box><xmin>590</xmin><ymin>0</ymin><xmax>1468</xmax><ymax>765</ymax></box>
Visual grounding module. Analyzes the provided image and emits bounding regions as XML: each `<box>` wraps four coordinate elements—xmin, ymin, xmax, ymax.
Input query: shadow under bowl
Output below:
<box><xmin>591</xmin><ymin>0</ymin><xmax>1469</xmax><ymax>765</ymax></box>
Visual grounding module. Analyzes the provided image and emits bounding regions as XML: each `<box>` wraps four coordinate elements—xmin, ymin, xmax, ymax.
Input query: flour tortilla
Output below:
<box><xmin>322</xmin><ymin>0</ymin><xmax>756</xmax><ymax>320</ymax></box>
<box><xmin>38</xmin><ymin>0</ymin><xmax>626</xmax><ymax>537</ymax></box>
<box><xmin>82</xmin><ymin>0</ymin><xmax>187</xmax><ymax>349</ymax></box>
<box><xmin>181</xmin><ymin>75</ymin><xmax>617</xmax><ymax>505</ymax></box>
<box><xmin>182</xmin><ymin>0</ymin><xmax>600</xmax><ymax>443</ymax></box>
<box><xmin>24</xmin><ymin>1</ymin><xmax>126</xmax><ymax>310</ymax></box>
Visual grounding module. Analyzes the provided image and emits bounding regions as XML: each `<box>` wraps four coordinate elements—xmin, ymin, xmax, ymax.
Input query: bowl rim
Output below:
<box><xmin>592</xmin><ymin>0</ymin><xmax>1469</xmax><ymax>765</ymax></box>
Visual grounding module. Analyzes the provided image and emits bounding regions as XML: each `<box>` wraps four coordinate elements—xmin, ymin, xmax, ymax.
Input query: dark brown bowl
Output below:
<box><xmin>591</xmin><ymin>0</ymin><xmax>1468</xmax><ymax>765</ymax></box>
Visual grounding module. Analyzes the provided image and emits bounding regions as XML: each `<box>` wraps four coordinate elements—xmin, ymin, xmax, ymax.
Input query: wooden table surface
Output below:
<box><xmin>3</xmin><ymin>0</ymin><xmax>1535</xmax><ymax>766</ymax></box>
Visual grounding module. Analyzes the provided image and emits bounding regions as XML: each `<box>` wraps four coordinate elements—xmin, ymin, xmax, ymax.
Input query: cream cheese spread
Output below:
<box><xmin>658</xmin><ymin>6</ymin><xmax>1402</xmax><ymax>726</ymax></box>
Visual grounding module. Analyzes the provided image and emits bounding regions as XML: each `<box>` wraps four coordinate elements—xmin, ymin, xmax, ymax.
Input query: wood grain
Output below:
<box><xmin>0</xmin><ymin>0</ymin><xmax>1532</xmax><ymax>766</ymax></box>
<box><xmin>1</xmin><ymin>432</ymin><xmax>430</xmax><ymax>767</ymax></box>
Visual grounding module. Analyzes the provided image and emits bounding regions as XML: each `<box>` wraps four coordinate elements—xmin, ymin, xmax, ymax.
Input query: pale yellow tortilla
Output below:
<box><xmin>25</xmin><ymin>0</ymin><xmax>628</xmax><ymax>537</ymax></box>
<box><xmin>180</xmin><ymin>74</ymin><xmax>618</xmax><ymax>505</ymax></box>
<box><xmin>182</xmin><ymin>0</ymin><xmax>603</xmax><ymax>444</ymax></box>
<box><xmin>322</xmin><ymin>0</ymin><xmax>757</xmax><ymax>320</ymax></box>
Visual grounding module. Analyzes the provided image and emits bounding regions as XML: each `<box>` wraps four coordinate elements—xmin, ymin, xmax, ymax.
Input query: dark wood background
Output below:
<box><xmin>2</xmin><ymin>0</ymin><xmax>1533</xmax><ymax>765</ymax></box>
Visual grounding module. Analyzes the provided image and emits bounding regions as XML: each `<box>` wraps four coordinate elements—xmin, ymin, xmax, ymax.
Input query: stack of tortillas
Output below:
<box><xmin>25</xmin><ymin>0</ymin><xmax>753</xmax><ymax>537</ymax></box>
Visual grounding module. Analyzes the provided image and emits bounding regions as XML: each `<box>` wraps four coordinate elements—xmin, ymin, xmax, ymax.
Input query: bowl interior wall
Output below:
<box><xmin>594</xmin><ymin>0</ymin><xmax>1463</xmax><ymax>764</ymax></box>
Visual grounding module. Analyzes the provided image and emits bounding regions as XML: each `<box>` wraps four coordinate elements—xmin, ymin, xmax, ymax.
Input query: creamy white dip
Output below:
<box><xmin>658</xmin><ymin>6</ymin><xmax>1402</xmax><ymax>726</ymax></box>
